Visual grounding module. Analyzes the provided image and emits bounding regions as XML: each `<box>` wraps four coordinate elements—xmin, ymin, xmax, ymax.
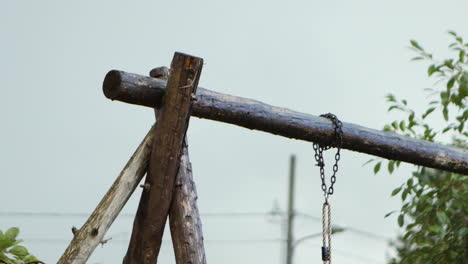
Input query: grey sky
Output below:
<box><xmin>1</xmin><ymin>0</ymin><xmax>467</xmax><ymax>263</ymax></box>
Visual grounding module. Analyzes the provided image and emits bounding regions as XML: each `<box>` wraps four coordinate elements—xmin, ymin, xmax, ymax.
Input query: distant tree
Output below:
<box><xmin>370</xmin><ymin>31</ymin><xmax>467</xmax><ymax>264</ymax></box>
<box><xmin>0</xmin><ymin>227</ymin><xmax>42</xmax><ymax>264</ymax></box>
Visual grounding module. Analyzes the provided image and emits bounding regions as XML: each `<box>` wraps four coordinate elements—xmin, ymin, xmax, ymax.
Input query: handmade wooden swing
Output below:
<box><xmin>57</xmin><ymin>52</ymin><xmax>468</xmax><ymax>264</ymax></box>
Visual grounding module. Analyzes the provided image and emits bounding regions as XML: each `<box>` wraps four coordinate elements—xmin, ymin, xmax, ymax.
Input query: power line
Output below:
<box><xmin>0</xmin><ymin>211</ymin><xmax>276</xmax><ymax>218</ymax></box>
<box><xmin>21</xmin><ymin>237</ymin><xmax>285</xmax><ymax>245</ymax></box>
<box><xmin>0</xmin><ymin>211</ymin><xmax>392</xmax><ymax>241</ymax></box>
<box><xmin>22</xmin><ymin>237</ymin><xmax>385</xmax><ymax>263</ymax></box>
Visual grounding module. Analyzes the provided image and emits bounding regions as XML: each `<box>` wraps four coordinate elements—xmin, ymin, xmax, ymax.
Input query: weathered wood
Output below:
<box><xmin>58</xmin><ymin>124</ymin><xmax>156</xmax><ymax>264</ymax></box>
<box><xmin>103</xmin><ymin>70</ymin><xmax>468</xmax><ymax>175</ymax></box>
<box><xmin>124</xmin><ymin>53</ymin><xmax>203</xmax><ymax>264</ymax></box>
<box><xmin>169</xmin><ymin>139</ymin><xmax>207</xmax><ymax>264</ymax></box>
<box><xmin>149</xmin><ymin>66</ymin><xmax>207</xmax><ymax>264</ymax></box>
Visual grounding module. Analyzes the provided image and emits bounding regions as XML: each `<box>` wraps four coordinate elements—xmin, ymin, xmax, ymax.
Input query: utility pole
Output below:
<box><xmin>285</xmin><ymin>155</ymin><xmax>296</xmax><ymax>264</ymax></box>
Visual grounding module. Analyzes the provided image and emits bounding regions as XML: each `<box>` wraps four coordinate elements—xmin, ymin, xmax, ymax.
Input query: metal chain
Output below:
<box><xmin>312</xmin><ymin>113</ymin><xmax>343</xmax><ymax>198</ymax></box>
<box><xmin>314</xmin><ymin>113</ymin><xmax>343</xmax><ymax>264</ymax></box>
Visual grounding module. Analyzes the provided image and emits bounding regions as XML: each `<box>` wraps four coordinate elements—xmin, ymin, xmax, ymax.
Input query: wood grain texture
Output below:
<box><xmin>149</xmin><ymin>66</ymin><xmax>207</xmax><ymax>264</ymax></box>
<box><xmin>103</xmin><ymin>70</ymin><xmax>468</xmax><ymax>175</ymax></box>
<box><xmin>169</xmin><ymin>139</ymin><xmax>207</xmax><ymax>264</ymax></box>
<box><xmin>57</xmin><ymin>124</ymin><xmax>156</xmax><ymax>264</ymax></box>
<box><xmin>124</xmin><ymin>53</ymin><xmax>203</xmax><ymax>264</ymax></box>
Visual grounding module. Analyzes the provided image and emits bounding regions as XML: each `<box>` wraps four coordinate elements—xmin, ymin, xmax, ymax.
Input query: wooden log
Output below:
<box><xmin>124</xmin><ymin>53</ymin><xmax>203</xmax><ymax>264</ymax></box>
<box><xmin>103</xmin><ymin>71</ymin><xmax>468</xmax><ymax>175</ymax></box>
<box><xmin>169</xmin><ymin>139</ymin><xmax>207</xmax><ymax>264</ymax></box>
<box><xmin>58</xmin><ymin>124</ymin><xmax>156</xmax><ymax>264</ymax></box>
<box><xmin>149</xmin><ymin>66</ymin><xmax>207</xmax><ymax>264</ymax></box>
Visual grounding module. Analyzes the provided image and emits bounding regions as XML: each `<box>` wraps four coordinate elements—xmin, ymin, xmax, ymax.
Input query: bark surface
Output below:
<box><xmin>103</xmin><ymin>70</ymin><xmax>468</xmax><ymax>175</ymax></box>
<box><xmin>149</xmin><ymin>66</ymin><xmax>207</xmax><ymax>264</ymax></box>
<box><xmin>169</xmin><ymin>139</ymin><xmax>207</xmax><ymax>264</ymax></box>
<box><xmin>124</xmin><ymin>53</ymin><xmax>203</xmax><ymax>264</ymax></box>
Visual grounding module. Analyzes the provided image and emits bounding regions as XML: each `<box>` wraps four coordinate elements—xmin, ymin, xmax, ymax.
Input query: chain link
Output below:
<box><xmin>313</xmin><ymin>113</ymin><xmax>343</xmax><ymax>198</ymax></box>
<box><xmin>314</xmin><ymin>113</ymin><xmax>343</xmax><ymax>264</ymax></box>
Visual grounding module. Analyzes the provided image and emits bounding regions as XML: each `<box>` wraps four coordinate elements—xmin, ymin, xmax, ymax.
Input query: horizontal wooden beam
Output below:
<box><xmin>103</xmin><ymin>70</ymin><xmax>468</xmax><ymax>175</ymax></box>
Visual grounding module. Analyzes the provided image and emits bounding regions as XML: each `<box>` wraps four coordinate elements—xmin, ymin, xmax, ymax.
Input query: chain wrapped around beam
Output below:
<box><xmin>313</xmin><ymin>113</ymin><xmax>343</xmax><ymax>264</ymax></box>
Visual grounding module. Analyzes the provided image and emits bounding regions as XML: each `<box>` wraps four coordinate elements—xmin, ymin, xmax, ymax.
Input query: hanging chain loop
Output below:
<box><xmin>312</xmin><ymin>113</ymin><xmax>343</xmax><ymax>198</ymax></box>
<box><xmin>313</xmin><ymin>113</ymin><xmax>343</xmax><ymax>264</ymax></box>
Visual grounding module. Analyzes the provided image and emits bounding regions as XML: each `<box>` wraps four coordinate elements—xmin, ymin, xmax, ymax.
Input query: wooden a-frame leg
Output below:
<box><xmin>124</xmin><ymin>53</ymin><xmax>203</xmax><ymax>264</ymax></box>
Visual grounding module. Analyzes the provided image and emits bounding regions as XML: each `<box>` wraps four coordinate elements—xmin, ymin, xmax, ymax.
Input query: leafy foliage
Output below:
<box><xmin>0</xmin><ymin>228</ymin><xmax>42</xmax><ymax>264</ymax></box>
<box><xmin>371</xmin><ymin>32</ymin><xmax>467</xmax><ymax>263</ymax></box>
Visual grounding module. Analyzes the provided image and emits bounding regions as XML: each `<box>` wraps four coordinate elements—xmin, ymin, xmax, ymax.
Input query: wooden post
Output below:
<box><xmin>123</xmin><ymin>53</ymin><xmax>203</xmax><ymax>264</ymax></box>
<box><xmin>102</xmin><ymin>71</ymin><xmax>468</xmax><ymax>175</ymax></box>
<box><xmin>169</xmin><ymin>139</ymin><xmax>207</xmax><ymax>264</ymax></box>
<box><xmin>58</xmin><ymin>124</ymin><xmax>156</xmax><ymax>264</ymax></box>
<box><xmin>149</xmin><ymin>67</ymin><xmax>207</xmax><ymax>264</ymax></box>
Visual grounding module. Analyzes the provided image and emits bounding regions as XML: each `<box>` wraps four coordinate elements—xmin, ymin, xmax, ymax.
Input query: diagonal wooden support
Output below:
<box><xmin>57</xmin><ymin>124</ymin><xmax>156</xmax><ymax>264</ymax></box>
<box><xmin>124</xmin><ymin>52</ymin><xmax>203</xmax><ymax>264</ymax></box>
<box><xmin>103</xmin><ymin>72</ymin><xmax>468</xmax><ymax>175</ymax></box>
<box><xmin>169</xmin><ymin>139</ymin><xmax>207</xmax><ymax>264</ymax></box>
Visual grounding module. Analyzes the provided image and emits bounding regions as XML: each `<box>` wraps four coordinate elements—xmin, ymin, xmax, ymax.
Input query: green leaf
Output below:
<box><xmin>398</xmin><ymin>214</ymin><xmax>404</xmax><ymax>227</ymax></box>
<box><xmin>385</xmin><ymin>93</ymin><xmax>396</xmax><ymax>102</ymax></box>
<box><xmin>402</xmin><ymin>189</ymin><xmax>409</xmax><ymax>201</ymax></box>
<box><xmin>5</xmin><ymin>228</ymin><xmax>19</xmax><ymax>240</ymax></box>
<box><xmin>0</xmin><ymin>252</ymin><xmax>11</xmax><ymax>263</ymax></box>
<box><xmin>410</xmin><ymin>40</ymin><xmax>423</xmax><ymax>50</ymax></box>
<box><xmin>384</xmin><ymin>211</ymin><xmax>396</xmax><ymax>218</ymax></box>
<box><xmin>388</xmin><ymin>161</ymin><xmax>395</xmax><ymax>174</ymax></box>
<box><xmin>459</xmin><ymin>75</ymin><xmax>468</xmax><ymax>98</ymax></box>
<box><xmin>459</xmin><ymin>227</ymin><xmax>468</xmax><ymax>237</ymax></box>
<box><xmin>443</xmin><ymin>107</ymin><xmax>449</xmax><ymax>121</ymax></box>
<box><xmin>436</xmin><ymin>211</ymin><xmax>449</xmax><ymax>225</ymax></box>
<box><xmin>408</xmin><ymin>111</ymin><xmax>415</xmax><ymax>122</ymax></box>
<box><xmin>447</xmin><ymin>76</ymin><xmax>456</xmax><ymax>90</ymax></box>
<box><xmin>407</xmin><ymin>178</ymin><xmax>413</xmax><ymax>188</ymax></box>
<box><xmin>429</xmin><ymin>225</ymin><xmax>441</xmax><ymax>233</ymax></box>
<box><xmin>0</xmin><ymin>240</ymin><xmax>13</xmax><ymax>251</ymax></box>
<box><xmin>9</xmin><ymin>245</ymin><xmax>28</xmax><ymax>257</ymax></box>
<box><xmin>387</xmin><ymin>105</ymin><xmax>400</xmax><ymax>112</ymax></box>
<box><xmin>391</xmin><ymin>186</ymin><xmax>401</xmax><ymax>196</ymax></box>
<box><xmin>459</xmin><ymin>50</ymin><xmax>465</xmax><ymax>62</ymax></box>
<box><xmin>443</xmin><ymin>59</ymin><xmax>454</xmax><ymax>69</ymax></box>
<box><xmin>24</xmin><ymin>255</ymin><xmax>39</xmax><ymax>262</ymax></box>
<box><xmin>427</xmin><ymin>65</ymin><xmax>437</xmax><ymax>76</ymax></box>
<box><xmin>448</xmin><ymin>31</ymin><xmax>457</xmax><ymax>37</ymax></box>
<box><xmin>374</xmin><ymin>162</ymin><xmax>381</xmax><ymax>174</ymax></box>
<box><xmin>362</xmin><ymin>158</ymin><xmax>374</xmax><ymax>166</ymax></box>
<box><xmin>411</xmin><ymin>56</ymin><xmax>424</xmax><ymax>61</ymax></box>
<box><xmin>399</xmin><ymin>120</ymin><xmax>405</xmax><ymax>131</ymax></box>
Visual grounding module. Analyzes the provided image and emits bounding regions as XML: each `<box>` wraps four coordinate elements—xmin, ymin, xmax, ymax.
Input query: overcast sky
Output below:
<box><xmin>1</xmin><ymin>0</ymin><xmax>467</xmax><ymax>263</ymax></box>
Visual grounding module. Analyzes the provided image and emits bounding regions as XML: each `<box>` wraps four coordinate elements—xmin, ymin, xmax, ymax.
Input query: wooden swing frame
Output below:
<box><xmin>58</xmin><ymin>52</ymin><xmax>468</xmax><ymax>264</ymax></box>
